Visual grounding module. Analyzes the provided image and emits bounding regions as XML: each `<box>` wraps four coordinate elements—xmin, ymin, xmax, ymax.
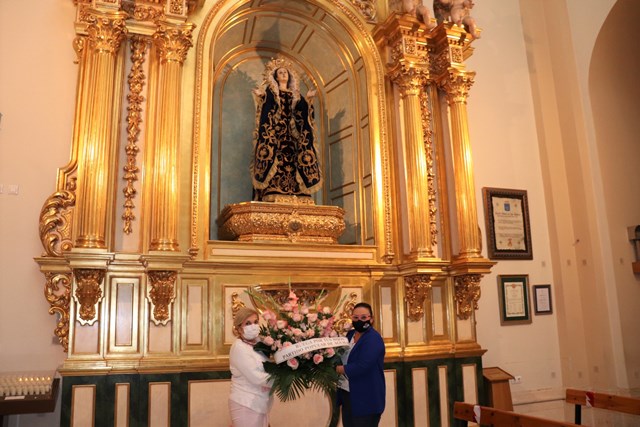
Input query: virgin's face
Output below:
<box><xmin>276</xmin><ymin>68</ymin><xmax>289</xmax><ymax>85</ymax></box>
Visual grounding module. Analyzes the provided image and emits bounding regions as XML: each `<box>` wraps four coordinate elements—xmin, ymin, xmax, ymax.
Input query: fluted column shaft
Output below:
<box><xmin>148</xmin><ymin>21</ymin><xmax>194</xmax><ymax>251</ymax></box>
<box><xmin>443</xmin><ymin>71</ymin><xmax>481</xmax><ymax>258</ymax></box>
<box><xmin>397</xmin><ymin>75</ymin><xmax>434</xmax><ymax>258</ymax></box>
<box><xmin>74</xmin><ymin>10</ymin><xmax>127</xmax><ymax>249</ymax></box>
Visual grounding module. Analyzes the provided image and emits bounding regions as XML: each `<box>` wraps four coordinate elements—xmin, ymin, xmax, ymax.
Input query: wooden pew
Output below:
<box><xmin>565</xmin><ymin>388</ymin><xmax>640</xmax><ymax>424</ymax></box>
<box><xmin>454</xmin><ymin>401</ymin><xmax>580</xmax><ymax>427</ymax></box>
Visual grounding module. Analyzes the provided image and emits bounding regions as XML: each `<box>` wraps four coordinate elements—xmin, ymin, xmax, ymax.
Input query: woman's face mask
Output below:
<box><xmin>351</xmin><ymin>319</ymin><xmax>371</xmax><ymax>333</ymax></box>
<box><xmin>243</xmin><ymin>323</ymin><xmax>260</xmax><ymax>340</ymax></box>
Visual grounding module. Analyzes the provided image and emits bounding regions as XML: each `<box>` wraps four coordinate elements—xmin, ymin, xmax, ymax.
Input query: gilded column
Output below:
<box><xmin>148</xmin><ymin>20</ymin><xmax>194</xmax><ymax>251</ymax></box>
<box><xmin>74</xmin><ymin>9</ymin><xmax>127</xmax><ymax>249</ymax></box>
<box><xmin>441</xmin><ymin>70</ymin><xmax>482</xmax><ymax>258</ymax></box>
<box><xmin>377</xmin><ymin>15</ymin><xmax>435</xmax><ymax>260</ymax></box>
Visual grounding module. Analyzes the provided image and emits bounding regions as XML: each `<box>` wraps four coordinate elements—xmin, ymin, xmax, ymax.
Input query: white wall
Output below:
<box><xmin>465</xmin><ymin>0</ymin><xmax>564</xmax><ymax>405</ymax></box>
<box><xmin>0</xmin><ymin>1</ymin><xmax>77</xmax><ymax>425</ymax></box>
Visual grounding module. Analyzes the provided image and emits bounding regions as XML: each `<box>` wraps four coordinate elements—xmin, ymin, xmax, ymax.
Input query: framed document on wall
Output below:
<box><xmin>482</xmin><ymin>187</ymin><xmax>533</xmax><ymax>260</ymax></box>
<box><xmin>497</xmin><ymin>275</ymin><xmax>531</xmax><ymax>325</ymax></box>
<box><xmin>533</xmin><ymin>284</ymin><xmax>553</xmax><ymax>314</ymax></box>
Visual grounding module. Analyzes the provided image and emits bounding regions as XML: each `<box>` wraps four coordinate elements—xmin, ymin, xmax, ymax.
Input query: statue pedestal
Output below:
<box><xmin>218</xmin><ymin>201</ymin><xmax>346</xmax><ymax>244</ymax></box>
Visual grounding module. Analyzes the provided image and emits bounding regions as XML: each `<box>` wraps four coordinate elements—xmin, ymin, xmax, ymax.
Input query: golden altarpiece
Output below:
<box><xmin>35</xmin><ymin>0</ymin><xmax>494</xmax><ymax>425</ymax></box>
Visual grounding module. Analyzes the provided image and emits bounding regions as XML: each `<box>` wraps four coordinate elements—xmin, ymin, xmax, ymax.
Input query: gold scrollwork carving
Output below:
<box><xmin>153</xmin><ymin>23</ymin><xmax>194</xmax><ymax>65</ymax></box>
<box><xmin>231</xmin><ymin>292</ymin><xmax>246</xmax><ymax>318</ymax></box>
<box><xmin>44</xmin><ymin>272</ymin><xmax>72</xmax><ymax>352</ymax></box>
<box><xmin>147</xmin><ymin>270</ymin><xmax>177</xmax><ymax>325</ymax></box>
<box><xmin>122</xmin><ymin>2</ymin><xmax>164</xmax><ymax>21</ymax></box>
<box><xmin>404</xmin><ymin>274</ymin><xmax>433</xmax><ymax>321</ymax></box>
<box><xmin>39</xmin><ymin>190</ymin><xmax>76</xmax><ymax>257</ymax></box>
<box><xmin>122</xmin><ymin>35</ymin><xmax>149</xmax><ymax>234</ymax></box>
<box><xmin>334</xmin><ymin>292</ymin><xmax>358</xmax><ymax>332</ymax></box>
<box><xmin>349</xmin><ymin>0</ymin><xmax>376</xmax><ymax>22</ymax></box>
<box><xmin>85</xmin><ymin>12</ymin><xmax>128</xmax><ymax>54</ymax></box>
<box><xmin>419</xmin><ymin>90</ymin><xmax>438</xmax><ymax>246</ymax></box>
<box><xmin>454</xmin><ymin>274</ymin><xmax>481</xmax><ymax>320</ymax></box>
<box><xmin>73</xmin><ymin>269</ymin><xmax>105</xmax><ymax>325</ymax></box>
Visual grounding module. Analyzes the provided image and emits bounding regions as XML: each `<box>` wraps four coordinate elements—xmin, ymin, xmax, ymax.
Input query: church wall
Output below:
<box><xmin>466</xmin><ymin>0</ymin><xmax>565</xmax><ymax>417</ymax></box>
<box><xmin>0</xmin><ymin>1</ymin><xmax>77</xmax><ymax>425</ymax></box>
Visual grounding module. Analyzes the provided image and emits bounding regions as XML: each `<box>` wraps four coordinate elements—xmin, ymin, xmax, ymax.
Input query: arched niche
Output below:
<box><xmin>190</xmin><ymin>0</ymin><xmax>394</xmax><ymax>261</ymax></box>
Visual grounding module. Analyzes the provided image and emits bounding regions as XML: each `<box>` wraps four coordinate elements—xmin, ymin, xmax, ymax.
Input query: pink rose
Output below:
<box><xmin>329</xmin><ymin>330</ymin><xmax>337</xmax><ymax>337</ymax></box>
<box><xmin>292</xmin><ymin>328</ymin><xmax>303</xmax><ymax>337</ymax></box>
<box><xmin>276</xmin><ymin>320</ymin><xmax>288</xmax><ymax>329</ymax></box>
<box><xmin>320</xmin><ymin>319</ymin><xmax>329</xmax><ymax>328</ymax></box>
<box><xmin>283</xmin><ymin>303</ymin><xmax>293</xmax><ymax>312</ymax></box>
<box><xmin>313</xmin><ymin>354</ymin><xmax>324</xmax><ymax>365</ymax></box>
<box><xmin>301</xmin><ymin>307</ymin><xmax>309</xmax><ymax>315</ymax></box>
<box><xmin>292</xmin><ymin>313</ymin><xmax>303</xmax><ymax>322</ymax></box>
<box><xmin>288</xmin><ymin>291</ymin><xmax>299</xmax><ymax>305</ymax></box>
<box><xmin>262</xmin><ymin>310</ymin><xmax>277</xmax><ymax>326</ymax></box>
<box><xmin>306</xmin><ymin>329</ymin><xmax>315</xmax><ymax>338</ymax></box>
<box><xmin>307</xmin><ymin>313</ymin><xmax>318</xmax><ymax>323</ymax></box>
<box><xmin>325</xmin><ymin>348</ymin><xmax>335</xmax><ymax>358</ymax></box>
<box><xmin>322</xmin><ymin>307</ymin><xmax>331</xmax><ymax>314</ymax></box>
<box><xmin>287</xmin><ymin>358</ymin><xmax>299</xmax><ymax>370</ymax></box>
<box><xmin>283</xmin><ymin>341</ymin><xmax>292</xmax><ymax>348</ymax></box>
<box><xmin>263</xmin><ymin>336</ymin><xmax>274</xmax><ymax>346</ymax></box>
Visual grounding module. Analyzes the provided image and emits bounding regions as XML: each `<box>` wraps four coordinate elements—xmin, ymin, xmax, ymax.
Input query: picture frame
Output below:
<box><xmin>532</xmin><ymin>284</ymin><xmax>553</xmax><ymax>314</ymax></box>
<box><xmin>482</xmin><ymin>187</ymin><xmax>533</xmax><ymax>260</ymax></box>
<box><xmin>497</xmin><ymin>275</ymin><xmax>531</xmax><ymax>325</ymax></box>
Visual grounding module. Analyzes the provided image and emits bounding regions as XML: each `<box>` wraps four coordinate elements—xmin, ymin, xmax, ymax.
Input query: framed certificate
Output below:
<box><xmin>482</xmin><ymin>187</ymin><xmax>533</xmax><ymax>260</ymax></box>
<box><xmin>497</xmin><ymin>275</ymin><xmax>531</xmax><ymax>325</ymax></box>
<box><xmin>533</xmin><ymin>284</ymin><xmax>553</xmax><ymax>314</ymax></box>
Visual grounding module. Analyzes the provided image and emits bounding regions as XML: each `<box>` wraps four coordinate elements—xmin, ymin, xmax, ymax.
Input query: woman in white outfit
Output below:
<box><xmin>229</xmin><ymin>307</ymin><xmax>273</xmax><ymax>427</ymax></box>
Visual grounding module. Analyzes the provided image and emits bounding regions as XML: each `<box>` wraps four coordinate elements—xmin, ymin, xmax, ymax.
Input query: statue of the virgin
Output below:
<box><xmin>250</xmin><ymin>58</ymin><xmax>323</xmax><ymax>203</ymax></box>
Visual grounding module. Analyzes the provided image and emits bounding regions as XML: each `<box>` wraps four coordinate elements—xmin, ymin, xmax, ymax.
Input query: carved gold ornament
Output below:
<box><xmin>334</xmin><ymin>292</ymin><xmax>358</xmax><ymax>332</ymax></box>
<box><xmin>231</xmin><ymin>292</ymin><xmax>246</xmax><ymax>318</ymax></box>
<box><xmin>419</xmin><ymin>90</ymin><xmax>438</xmax><ymax>246</ymax></box>
<box><xmin>218</xmin><ymin>202</ymin><xmax>346</xmax><ymax>244</ymax></box>
<box><xmin>73</xmin><ymin>269</ymin><xmax>106</xmax><ymax>326</ymax></box>
<box><xmin>122</xmin><ymin>36</ymin><xmax>149</xmax><ymax>234</ymax></box>
<box><xmin>147</xmin><ymin>270</ymin><xmax>177</xmax><ymax>325</ymax></box>
<box><xmin>39</xmin><ymin>190</ymin><xmax>75</xmax><ymax>257</ymax></box>
<box><xmin>405</xmin><ymin>274</ymin><xmax>433</xmax><ymax>321</ymax></box>
<box><xmin>44</xmin><ymin>272</ymin><xmax>72</xmax><ymax>352</ymax></box>
<box><xmin>349</xmin><ymin>0</ymin><xmax>377</xmax><ymax>22</ymax></box>
<box><xmin>454</xmin><ymin>274</ymin><xmax>481</xmax><ymax>320</ymax></box>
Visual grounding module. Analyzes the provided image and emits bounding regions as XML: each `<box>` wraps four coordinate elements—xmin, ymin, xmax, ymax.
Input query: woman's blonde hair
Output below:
<box><xmin>233</xmin><ymin>307</ymin><xmax>259</xmax><ymax>337</ymax></box>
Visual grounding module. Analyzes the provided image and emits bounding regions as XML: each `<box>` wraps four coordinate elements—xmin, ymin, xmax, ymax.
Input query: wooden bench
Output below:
<box><xmin>454</xmin><ymin>401</ymin><xmax>580</xmax><ymax>426</ymax></box>
<box><xmin>565</xmin><ymin>388</ymin><xmax>640</xmax><ymax>424</ymax></box>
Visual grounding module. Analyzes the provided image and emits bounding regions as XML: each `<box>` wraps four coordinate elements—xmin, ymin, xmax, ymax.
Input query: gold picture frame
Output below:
<box><xmin>482</xmin><ymin>187</ymin><xmax>533</xmax><ymax>260</ymax></box>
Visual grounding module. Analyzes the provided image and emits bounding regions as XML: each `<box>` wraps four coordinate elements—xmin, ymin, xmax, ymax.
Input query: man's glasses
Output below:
<box><xmin>351</xmin><ymin>315</ymin><xmax>371</xmax><ymax>321</ymax></box>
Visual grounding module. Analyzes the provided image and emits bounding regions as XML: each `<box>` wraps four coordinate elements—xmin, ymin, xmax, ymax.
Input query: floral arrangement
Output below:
<box><xmin>250</xmin><ymin>288</ymin><xmax>348</xmax><ymax>402</ymax></box>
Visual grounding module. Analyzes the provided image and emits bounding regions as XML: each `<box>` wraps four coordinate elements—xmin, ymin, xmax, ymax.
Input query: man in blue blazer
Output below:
<box><xmin>336</xmin><ymin>302</ymin><xmax>386</xmax><ymax>427</ymax></box>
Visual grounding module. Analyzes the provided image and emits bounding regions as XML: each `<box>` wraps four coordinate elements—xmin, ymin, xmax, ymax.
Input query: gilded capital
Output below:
<box><xmin>390</xmin><ymin>67</ymin><xmax>429</xmax><ymax>97</ymax></box>
<box><xmin>147</xmin><ymin>270</ymin><xmax>178</xmax><ymax>325</ymax></box>
<box><xmin>85</xmin><ymin>9</ymin><xmax>128</xmax><ymax>54</ymax></box>
<box><xmin>73</xmin><ymin>269</ymin><xmax>105</xmax><ymax>325</ymax></box>
<box><xmin>153</xmin><ymin>22</ymin><xmax>195</xmax><ymax>65</ymax></box>
<box><xmin>454</xmin><ymin>274</ymin><xmax>481</xmax><ymax>320</ymax></box>
<box><xmin>404</xmin><ymin>274</ymin><xmax>433</xmax><ymax>321</ymax></box>
<box><xmin>441</xmin><ymin>70</ymin><xmax>475</xmax><ymax>104</ymax></box>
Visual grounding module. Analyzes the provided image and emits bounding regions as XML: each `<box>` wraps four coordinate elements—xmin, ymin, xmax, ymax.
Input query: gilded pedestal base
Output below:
<box><xmin>218</xmin><ymin>201</ymin><xmax>346</xmax><ymax>244</ymax></box>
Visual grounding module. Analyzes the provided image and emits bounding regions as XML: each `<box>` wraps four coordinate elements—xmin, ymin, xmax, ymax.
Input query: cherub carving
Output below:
<box><xmin>402</xmin><ymin>0</ymin><xmax>437</xmax><ymax>29</ymax></box>
<box><xmin>434</xmin><ymin>0</ymin><xmax>480</xmax><ymax>38</ymax></box>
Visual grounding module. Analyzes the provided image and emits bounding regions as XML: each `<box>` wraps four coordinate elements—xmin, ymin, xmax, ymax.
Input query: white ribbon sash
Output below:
<box><xmin>274</xmin><ymin>337</ymin><xmax>349</xmax><ymax>364</ymax></box>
